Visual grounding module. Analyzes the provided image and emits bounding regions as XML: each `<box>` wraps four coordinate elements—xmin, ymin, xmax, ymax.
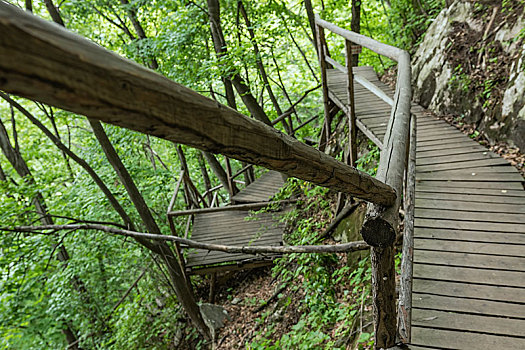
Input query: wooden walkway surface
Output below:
<box><xmin>328</xmin><ymin>67</ymin><xmax>525</xmax><ymax>349</ymax></box>
<box><xmin>232</xmin><ymin>171</ymin><xmax>285</xmax><ymax>203</ymax></box>
<box><xmin>185</xmin><ymin>171</ymin><xmax>286</xmax><ymax>274</ymax></box>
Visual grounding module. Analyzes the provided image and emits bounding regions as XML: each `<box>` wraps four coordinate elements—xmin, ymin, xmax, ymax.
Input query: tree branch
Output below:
<box><xmin>3</xmin><ymin>224</ymin><xmax>370</xmax><ymax>254</ymax></box>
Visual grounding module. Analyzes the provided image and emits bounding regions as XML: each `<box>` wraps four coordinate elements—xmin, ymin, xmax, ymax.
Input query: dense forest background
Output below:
<box><xmin>0</xmin><ymin>0</ymin><xmax>498</xmax><ymax>349</ymax></box>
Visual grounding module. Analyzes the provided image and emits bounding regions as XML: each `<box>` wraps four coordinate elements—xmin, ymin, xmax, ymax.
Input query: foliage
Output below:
<box><xmin>249</xmin><ymin>181</ymin><xmax>373</xmax><ymax>349</ymax></box>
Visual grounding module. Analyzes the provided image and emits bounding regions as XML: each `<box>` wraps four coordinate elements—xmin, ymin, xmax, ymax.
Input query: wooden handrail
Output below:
<box><xmin>167</xmin><ymin>200</ymin><xmax>297</xmax><ymax>217</ymax></box>
<box><xmin>0</xmin><ymin>3</ymin><xmax>396</xmax><ymax>207</ymax></box>
<box><xmin>314</xmin><ymin>15</ymin><xmax>413</xmax><ymax>349</ymax></box>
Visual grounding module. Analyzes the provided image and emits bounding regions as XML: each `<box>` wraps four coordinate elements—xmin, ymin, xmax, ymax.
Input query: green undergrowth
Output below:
<box><xmin>248</xmin><ymin>180</ymin><xmax>374</xmax><ymax>349</ymax></box>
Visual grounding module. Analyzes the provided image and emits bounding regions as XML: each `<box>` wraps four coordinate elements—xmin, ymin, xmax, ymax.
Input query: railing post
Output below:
<box><xmin>344</xmin><ymin>39</ymin><xmax>357</xmax><ymax>167</ymax></box>
<box><xmin>225</xmin><ymin>157</ymin><xmax>236</xmax><ymax>199</ymax></box>
<box><xmin>315</xmin><ymin>23</ymin><xmax>331</xmax><ymax>152</ymax></box>
<box><xmin>398</xmin><ymin>114</ymin><xmax>416</xmax><ymax>343</ymax></box>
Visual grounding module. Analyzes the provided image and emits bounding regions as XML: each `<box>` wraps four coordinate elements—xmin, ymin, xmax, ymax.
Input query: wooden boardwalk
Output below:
<box><xmin>232</xmin><ymin>171</ymin><xmax>285</xmax><ymax>203</ymax></box>
<box><xmin>328</xmin><ymin>67</ymin><xmax>525</xmax><ymax>349</ymax></box>
<box><xmin>185</xmin><ymin>171</ymin><xmax>286</xmax><ymax>274</ymax></box>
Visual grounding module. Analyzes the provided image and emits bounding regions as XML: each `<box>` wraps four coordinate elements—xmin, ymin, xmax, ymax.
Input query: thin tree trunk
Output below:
<box><xmin>88</xmin><ymin>120</ymin><xmax>210</xmax><ymax>339</ymax></box>
<box><xmin>36</xmin><ymin>2</ymin><xmax>209</xmax><ymax>339</ymax></box>
<box><xmin>118</xmin><ymin>0</ymin><xmax>159</xmax><ymax>69</ymax></box>
<box><xmin>238</xmin><ymin>1</ymin><xmax>286</xmax><ymax>128</ymax></box>
<box><xmin>277</xmin><ymin>9</ymin><xmax>319</xmax><ymax>83</ymax></box>
<box><xmin>206</xmin><ymin>0</ymin><xmax>271</xmax><ymax>126</ymax></box>
<box><xmin>202</xmin><ymin>151</ymin><xmax>238</xmax><ymax>196</ymax></box>
<box><xmin>196</xmin><ymin>152</ymin><xmax>213</xmax><ymax>205</ymax></box>
<box><xmin>351</xmin><ymin>0</ymin><xmax>361</xmax><ymax>66</ymax></box>
<box><xmin>25</xmin><ymin>0</ymin><xmax>32</xmax><ymax>13</ymax></box>
<box><xmin>43</xmin><ymin>0</ymin><xmax>64</xmax><ymax>26</ymax></box>
<box><xmin>0</xmin><ymin>93</ymin><xmax>136</xmax><ymax>234</ymax></box>
<box><xmin>304</xmin><ymin>0</ymin><xmax>318</xmax><ymax>54</ymax></box>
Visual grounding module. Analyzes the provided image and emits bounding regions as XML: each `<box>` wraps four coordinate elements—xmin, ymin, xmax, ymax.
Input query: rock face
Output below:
<box><xmin>412</xmin><ymin>1</ymin><xmax>525</xmax><ymax>150</ymax></box>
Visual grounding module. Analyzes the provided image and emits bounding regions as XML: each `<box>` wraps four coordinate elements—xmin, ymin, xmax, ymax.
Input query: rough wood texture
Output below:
<box><xmin>409</xmin><ymin>100</ymin><xmax>525</xmax><ymax>348</ymax></box>
<box><xmin>0</xmin><ymin>4</ymin><xmax>395</xmax><ymax>206</ymax></box>
<box><xmin>398</xmin><ymin>115</ymin><xmax>416</xmax><ymax>343</ymax></box>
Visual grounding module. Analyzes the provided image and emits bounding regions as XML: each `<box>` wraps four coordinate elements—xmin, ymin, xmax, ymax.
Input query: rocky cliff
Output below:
<box><xmin>412</xmin><ymin>0</ymin><xmax>525</xmax><ymax>150</ymax></box>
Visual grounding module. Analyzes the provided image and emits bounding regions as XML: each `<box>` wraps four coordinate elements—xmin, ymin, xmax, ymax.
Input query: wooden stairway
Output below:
<box><xmin>327</xmin><ymin>66</ymin><xmax>525</xmax><ymax>349</ymax></box>
<box><xmin>184</xmin><ymin>171</ymin><xmax>288</xmax><ymax>275</ymax></box>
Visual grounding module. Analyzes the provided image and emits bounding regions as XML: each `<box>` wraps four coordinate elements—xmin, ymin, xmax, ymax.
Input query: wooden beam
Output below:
<box><xmin>397</xmin><ymin>115</ymin><xmax>416</xmax><ymax>344</ymax></box>
<box><xmin>0</xmin><ymin>4</ymin><xmax>395</xmax><ymax>207</ymax></box>
<box><xmin>167</xmin><ymin>200</ymin><xmax>297</xmax><ymax>217</ymax></box>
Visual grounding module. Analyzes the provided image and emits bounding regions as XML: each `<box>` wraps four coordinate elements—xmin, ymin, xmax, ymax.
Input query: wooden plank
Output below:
<box><xmin>186</xmin><ymin>250</ymin><xmax>279</xmax><ymax>266</ymax></box>
<box><xmin>417</xmin><ymin>140</ymin><xmax>479</xmax><ymax>152</ymax></box>
<box><xmin>413</xmin><ymin>263</ymin><xmax>525</xmax><ymax>287</ymax></box>
<box><xmin>415</xmin><ymin>218</ymin><xmax>525</xmax><ymax>233</ymax></box>
<box><xmin>417</xmin><ymin>124</ymin><xmax>455</xmax><ymax>131</ymax></box>
<box><xmin>415</xmin><ymin>239</ymin><xmax>525</xmax><ymax>257</ymax></box>
<box><xmin>416</xmin><ymin>165</ymin><xmax>520</xmax><ymax>174</ymax></box>
<box><xmin>414</xmin><ymin>227</ymin><xmax>525</xmax><ymax>244</ymax></box>
<box><xmin>412</xmin><ymin>309</ymin><xmax>525</xmax><ymax>338</ymax></box>
<box><xmin>416</xmin><ymin>180</ymin><xmax>523</xmax><ymax>189</ymax></box>
<box><xmin>417</xmin><ymin>134</ymin><xmax>466</xmax><ymax>144</ymax></box>
<box><xmin>415</xmin><ymin>191</ymin><xmax>525</xmax><ymax>204</ymax></box>
<box><xmin>415</xmin><ymin>198</ymin><xmax>525</xmax><ymax>213</ymax></box>
<box><xmin>191</xmin><ymin>230</ymin><xmax>283</xmax><ymax>243</ymax></box>
<box><xmin>413</xmin><ymin>293</ymin><xmax>525</xmax><ymax>319</ymax></box>
<box><xmin>416</xmin><ymin>120</ymin><xmax>444</xmax><ymax>127</ymax></box>
<box><xmin>416</xmin><ymin>158</ymin><xmax>511</xmax><ymax>171</ymax></box>
<box><xmin>417</xmin><ymin>147</ymin><xmax>489</xmax><ymax>159</ymax></box>
<box><xmin>417</xmin><ymin>129</ymin><xmax>462</xmax><ymax>140</ymax></box>
<box><xmin>415</xmin><ymin>208</ymin><xmax>525</xmax><ymax>224</ymax></box>
<box><xmin>416</xmin><ymin>152</ymin><xmax>501</xmax><ymax>167</ymax></box>
<box><xmin>187</xmin><ymin>237</ymin><xmax>282</xmax><ymax>258</ymax></box>
<box><xmin>411</xmin><ymin>326</ymin><xmax>525</xmax><ymax>349</ymax></box>
<box><xmin>412</xmin><ymin>279</ymin><xmax>525</xmax><ymax>304</ymax></box>
<box><xmin>192</xmin><ymin>221</ymin><xmax>283</xmax><ymax>233</ymax></box>
<box><xmin>414</xmin><ymin>250</ymin><xmax>525</xmax><ymax>271</ymax></box>
<box><xmin>415</xmin><ymin>186</ymin><xmax>525</xmax><ymax>196</ymax></box>
<box><xmin>416</xmin><ymin>171</ymin><xmax>522</xmax><ymax>182</ymax></box>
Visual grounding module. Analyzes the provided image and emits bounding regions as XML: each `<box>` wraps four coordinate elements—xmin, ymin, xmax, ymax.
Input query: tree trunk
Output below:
<box><xmin>351</xmin><ymin>0</ymin><xmax>361</xmax><ymax>66</ymax></box>
<box><xmin>118</xmin><ymin>0</ymin><xmax>159</xmax><ymax>69</ymax></box>
<box><xmin>304</xmin><ymin>0</ymin><xmax>318</xmax><ymax>54</ymax></box>
<box><xmin>43</xmin><ymin>0</ymin><xmax>64</xmax><ymax>26</ymax></box>
<box><xmin>238</xmin><ymin>1</ymin><xmax>286</xmax><ymax>128</ymax></box>
<box><xmin>88</xmin><ymin>120</ymin><xmax>210</xmax><ymax>339</ymax></box>
<box><xmin>202</xmin><ymin>151</ymin><xmax>239</xmax><ymax>197</ymax></box>
<box><xmin>196</xmin><ymin>152</ymin><xmax>213</xmax><ymax>205</ymax></box>
<box><xmin>206</xmin><ymin>0</ymin><xmax>271</xmax><ymax>126</ymax></box>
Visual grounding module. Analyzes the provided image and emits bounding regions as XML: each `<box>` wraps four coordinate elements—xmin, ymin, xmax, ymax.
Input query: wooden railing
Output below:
<box><xmin>0</xmin><ymin>4</ymin><xmax>413</xmax><ymax>347</ymax></box>
<box><xmin>315</xmin><ymin>16</ymin><xmax>414</xmax><ymax>349</ymax></box>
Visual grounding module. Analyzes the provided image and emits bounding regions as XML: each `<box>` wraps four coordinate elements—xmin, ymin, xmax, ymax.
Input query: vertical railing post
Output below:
<box><xmin>398</xmin><ymin>114</ymin><xmax>416</xmax><ymax>343</ymax></box>
<box><xmin>225</xmin><ymin>156</ymin><xmax>235</xmax><ymax>199</ymax></box>
<box><xmin>370</xmin><ymin>245</ymin><xmax>397</xmax><ymax>349</ymax></box>
<box><xmin>316</xmin><ymin>23</ymin><xmax>331</xmax><ymax>152</ymax></box>
<box><xmin>344</xmin><ymin>39</ymin><xmax>357</xmax><ymax>167</ymax></box>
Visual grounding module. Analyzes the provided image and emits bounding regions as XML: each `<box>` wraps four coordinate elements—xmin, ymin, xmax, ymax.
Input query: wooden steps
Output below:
<box><xmin>327</xmin><ymin>66</ymin><xmax>525</xmax><ymax>349</ymax></box>
<box><xmin>410</xmin><ymin>108</ymin><xmax>525</xmax><ymax>349</ymax></box>
<box><xmin>184</xmin><ymin>171</ymin><xmax>287</xmax><ymax>274</ymax></box>
<box><xmin>231</xmin><ymin>171</ymin><xmax>285</xmax><ymax>203</ymax></box>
